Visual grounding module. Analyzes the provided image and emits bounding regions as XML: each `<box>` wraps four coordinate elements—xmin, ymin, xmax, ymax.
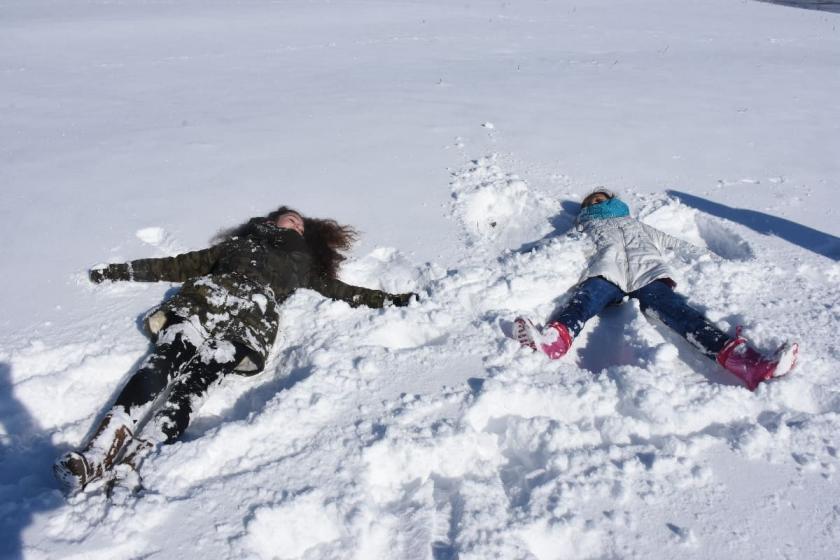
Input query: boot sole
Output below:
<box><xmin>53</xmin><ymin>452</ymin><xmax>90</xmax><ymax>493</ymax></box>
<box><xmin>771</xmin><ymin>342</ymin><xmax>799</xmax><ymax>378</ymax></box>
<box><xmin>513</xmin><ymin>317</ymin><xmax>538</xmax><ymax>351</ymax></box>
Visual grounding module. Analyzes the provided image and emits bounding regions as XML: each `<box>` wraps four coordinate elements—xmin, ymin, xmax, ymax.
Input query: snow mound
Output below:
<box><xmin>449</xmin><ymin>154</ymin><xmax>559</xmax><ymax>254</ymax></box>
<box><xmin>135</xmin><ymin>227</ymin><xmax>166</xmax><ymax>246</ymax></box>
<box><xmin>363</xmin><ymin>317</ymin><xmax>448</xmax><ymax>349</ymax></box>
<box><xmin>243</xmin><ymin>491</ymin><xmax>342</xmax><ymax>560</ymax></box>
<box><xmin>639</xmin><ymin>196</ymin><xmax>755</xmax><ymax>261</ymax></box>
<box><xmin>339</xmin><ymin>246</ymin><xmax>445</xmax><ymax>295</ymax></box>
<box><xmin>135</xmin><ymin>227</ymin><xmax>183</xmax><ymax>255</ymax></box>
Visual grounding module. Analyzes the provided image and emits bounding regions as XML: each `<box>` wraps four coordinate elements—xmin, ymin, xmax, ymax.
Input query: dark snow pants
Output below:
<box><xmin>114</xmin><ymin>330</ymin><xmax>250</xmax><ymax>443</ymax></box>
<box><xmin>550</xmin><ymin>276</ymin><xmax>731</xmax><ymax>359</ymax></box>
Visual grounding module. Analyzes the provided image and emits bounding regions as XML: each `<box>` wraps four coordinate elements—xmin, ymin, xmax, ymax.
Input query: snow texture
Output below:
<box><xmin>1</xmin><ymin>0</ymin><xmax>840</xmax><ymax>558</ymax></box>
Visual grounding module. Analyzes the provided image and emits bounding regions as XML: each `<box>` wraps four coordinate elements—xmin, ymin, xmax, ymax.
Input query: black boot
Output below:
<box><xmin>54</xmin><ymin>407</ymin><xmax>134</xmax><ymax>493</ymax></box>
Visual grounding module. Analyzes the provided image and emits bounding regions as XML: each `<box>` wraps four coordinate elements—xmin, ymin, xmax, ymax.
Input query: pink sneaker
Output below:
<box><xmin>513</xmin><ymin>317</ymin><xmax>573</xmax><ymax>360</ymax></box>
<box><xmin>716</xmin><ymin>336</ymin><xmax>798</xmax><ymax>391</ymax></box>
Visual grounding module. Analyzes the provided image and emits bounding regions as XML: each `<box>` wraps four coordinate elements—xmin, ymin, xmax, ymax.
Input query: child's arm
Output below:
<box><xmin>89</xmin><ymin>245</ymin><xmax>224</xmax><ymax>284</ymax></box>
<box><xmin>310</xmin><ymin>276</ymin><xmax>416</xmax><ymax>308</ymax></box>
<box><xmin>640</xmin><ymin>223</ymin><xmax>708</xmax><ymax>259</ymax></box>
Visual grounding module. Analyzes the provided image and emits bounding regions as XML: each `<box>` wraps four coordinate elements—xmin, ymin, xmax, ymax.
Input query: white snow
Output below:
<box><xmin>2</xmin><ymin>0</ymin><xmax>840</xmax><ymax>558</ymax></box>
<box><xmin>135</xmin><ymin>228</ymin><xmax>166</xmax><ymax>246</ymax></box>
<box><xmin>243</xmin><ymin>491</ymin><xmax>343</xmax><ymax>559</ymax></box>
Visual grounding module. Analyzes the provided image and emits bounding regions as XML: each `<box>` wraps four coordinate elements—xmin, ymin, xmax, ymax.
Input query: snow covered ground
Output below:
<box><xmin>2</xmin><ymin>0</ymin><xmax>839</xmax><ymax>558</ymax></box>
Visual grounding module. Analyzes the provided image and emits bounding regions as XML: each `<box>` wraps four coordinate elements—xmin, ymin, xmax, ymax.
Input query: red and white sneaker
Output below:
<box><xmin>716</xmin><ymin>335</ymin><xmax>799</xmax><ymax>391</ymax></box>
<box><xmin>513</xmin><ymin>317</ymin><xmax>573</xmax><ymax>360</ymax></box>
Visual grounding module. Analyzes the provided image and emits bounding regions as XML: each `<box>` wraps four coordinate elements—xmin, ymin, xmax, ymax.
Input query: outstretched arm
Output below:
<box><xmin>311</xmin><ymin>276</ymin><xmax>416</xmax><ymax>308</ymax></box>
<box><xmin>89</xmin><ymin>245</ymin><xmax>224</xmax><ymax>283</ymax></box>
<box><xmin>640</xmin><ymin>223</ymin><xmax>708</xmax><ymax>259</ymax></box>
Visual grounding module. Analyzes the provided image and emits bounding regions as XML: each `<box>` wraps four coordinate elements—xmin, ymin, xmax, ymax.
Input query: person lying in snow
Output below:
<box><xmin>54</xmin><ymin>207</ymin><xmax>416</xmax><ymax>493</ymax></box>
<box><xmin>514</xmin><ymin>190</ymin><xmax>798</xmax><ymax>391</ymax></box>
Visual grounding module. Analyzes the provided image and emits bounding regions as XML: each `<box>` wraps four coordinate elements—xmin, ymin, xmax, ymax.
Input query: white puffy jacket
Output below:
<box><xmin>578</xmin><ymin>216</ymin><xmax>700</xmax><ymax>293</ymax></box>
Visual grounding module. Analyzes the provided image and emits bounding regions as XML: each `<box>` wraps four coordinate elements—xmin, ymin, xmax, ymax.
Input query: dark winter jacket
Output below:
<box><xmin>92</xmin><ymin>220</ymin><xmax>411</xmax><ymax>372</ymax></box>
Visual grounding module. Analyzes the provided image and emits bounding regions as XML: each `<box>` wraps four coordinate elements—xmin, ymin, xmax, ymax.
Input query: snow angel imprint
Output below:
<box><xmin>54</xmin><ymin>207</ymin><xmax>416</xmax><ymax>493</ymax></box>
<box><xmin>514</xmin><ymin>190</ymin><xmax>798</xmax><ymax>390</ymax></box>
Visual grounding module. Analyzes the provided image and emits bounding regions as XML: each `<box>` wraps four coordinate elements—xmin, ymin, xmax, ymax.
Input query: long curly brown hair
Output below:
<box><xmin>213</xmin><ymin>206</ymin><xmax>358</xmax><ymax>279</ymax></box>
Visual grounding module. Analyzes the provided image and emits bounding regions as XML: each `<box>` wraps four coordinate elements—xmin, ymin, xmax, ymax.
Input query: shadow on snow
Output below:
<box><xmin>185</xmin><ymin>350</ymin><xmax>316</xmax><ymax>440</ymax></box>
<box><xmin>668</xmin><ymin>190</ymin><xmax>840</xmax><ymax>261</ymax></box>
<box><xmin>757</xmin><ymin>0</ymin><xmax>840</xmax><ymax>13</ymax></box>
<box><xmin>514</xmin><ymin>199</ymin><xmax>580</xmax><ymax>253</ymax></box>
<box><xmin>0</xmin><ymin>362</ymin><xmax>63</xmax><ymax>559</ymax></box>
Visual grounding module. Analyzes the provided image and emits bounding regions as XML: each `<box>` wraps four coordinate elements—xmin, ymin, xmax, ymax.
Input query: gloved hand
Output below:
<box><xmin>388</xmin><ymin>292</ymin><xmax>419</xmax><ymax>307</ymax></box>
<box><xmin>89</xmin><ymin>263</ymin><xmax>131</xmax><ymax>283</ymax></box>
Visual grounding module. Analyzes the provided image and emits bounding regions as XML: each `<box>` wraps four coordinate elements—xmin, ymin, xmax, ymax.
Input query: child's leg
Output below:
<box><xmin>632</xmin><ymin>280</ymin><xmax>798</xmax><ymax>390</ymax></box>
<box><xmin>515</xmin><ymin>277</ymin><xmax>624</xmax><ymax>359</ymax></box>
<box><xmin>148</xmin><ymin>340</ymin><xmax>251</xmax><ymax>443</ymax></box>
<box><xmin>631</xmin><ymin>280</ymin><xmax>730</xmax><ymax>359</ymax></box>
<box><xmin>113</xmin><ymin>330</ymin><xmax>199</xmax><ymax>420</ymax></box>
<box><xmin>550</xmin><ymin>276</ymin><xmax>625</xmax><ymax>337</ymax></box>
<box><xmin>54</xmin><ymin>327</ymin><xmax>201</xmax><ymax>491</ymax></box>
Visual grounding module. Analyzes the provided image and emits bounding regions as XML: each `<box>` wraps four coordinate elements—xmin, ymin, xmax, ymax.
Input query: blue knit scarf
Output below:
<box><xmin>578</xmin><ymin>197</ymin><xmax>630</xmax><ymax>222</ymax></box>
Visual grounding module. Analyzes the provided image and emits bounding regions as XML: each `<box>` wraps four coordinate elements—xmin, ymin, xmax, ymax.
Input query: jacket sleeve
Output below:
<box><xmin>129</xmin><ymin>245</ymin><xmax>224</xmax><ymax>282</ymax></box>
<box><xmin>641</xmin><ymin>223</ymin><xmax>706</xmax><ymax>258</ymax></box>
<box><xmin>93</xmin><ymin>245</ymin><xmax>223</xmax><ymax>283</ymax></box>
<box><xmin>310</xmin><ymin>276</ymin><xmax>408</xmax><ymax>308</ymax></box>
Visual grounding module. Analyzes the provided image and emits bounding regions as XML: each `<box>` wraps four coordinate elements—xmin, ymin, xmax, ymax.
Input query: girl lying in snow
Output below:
<box><xmin>514</xmin><ymin>190</ymin><xmax>798</xmax><ymax>390</ymax></box>
<box><xmin>55</xmin><ymin>207</ymin><xmax>415</xmax><ymax>493</ymax></box>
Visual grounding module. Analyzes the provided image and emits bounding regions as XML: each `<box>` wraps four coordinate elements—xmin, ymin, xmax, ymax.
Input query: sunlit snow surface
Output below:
<box><xmin>1</xmin><ymin>0</ymin><xmax>839</xmax><ymax>558</ymax></box>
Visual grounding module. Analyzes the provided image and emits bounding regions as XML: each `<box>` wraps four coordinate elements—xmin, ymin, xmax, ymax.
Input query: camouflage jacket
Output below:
<box><xmin>94</xmin><ymin>220</ymin><xmax>411</xmax><ymax>371</ymax></box>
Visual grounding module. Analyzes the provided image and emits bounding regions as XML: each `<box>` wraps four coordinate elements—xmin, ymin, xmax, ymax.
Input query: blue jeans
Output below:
<box><xmin>550</xmin><ymin>276</ymin><xmax>731</xmax><ymax>359</ymax></box>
